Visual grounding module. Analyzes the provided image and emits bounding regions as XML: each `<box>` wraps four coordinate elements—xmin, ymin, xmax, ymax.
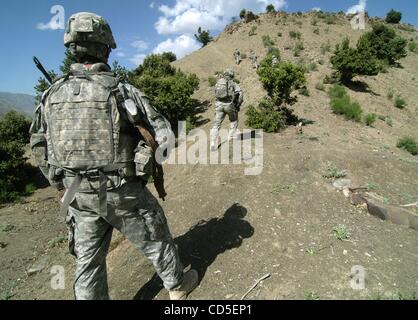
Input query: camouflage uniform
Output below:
<box><xmin>29</xmin><ymin>12</ymin><xmax>188</xmax><ymax>300</ymax></box>
<box><xmin>233</xmin><ymin>49</ymin><xmax>241</xmax><ymax>65</ymax></box>
<box><xmin>249</xmin><ymin>51</ymin><xmax>259</xmax><ymax>69</ymax></box>
<box><xmin>210</xmin><ymin>70</ymin><xmax>244</xmax><ymax>149</ymax></box>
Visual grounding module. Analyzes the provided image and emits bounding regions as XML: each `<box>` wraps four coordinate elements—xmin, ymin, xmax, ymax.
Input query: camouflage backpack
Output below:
<box><xmin>44</xmin><ymin>71</ymin><xmax>121</xmax><ymax>172</ymax></box>
<box><xmin>215</xmin><ymin>78</ymin><xmax>235</xmax><ymax>101</ymax></box>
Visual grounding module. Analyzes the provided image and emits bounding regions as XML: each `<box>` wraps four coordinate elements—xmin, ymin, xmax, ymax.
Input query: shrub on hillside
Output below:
<box><xmin>0</xmin><ymin>112</ymin><xmax>33</xmax><ymax>203</ymax></box>
<box><xmin>262</xmin><ymin>35</ymin><xmax>275</xmax><ymax>48</ymax></box>
<box><xmin>397</xmin><ymin>137</ymin><xmax>418</xmax><ymax>155</ymax></box>
<box><xmin>240</xmin><ymin>9</ymin><xmax>246</xmax><ymax>20</ymax></box>
<box><xmin>331</xmin><ymin>38</ymin><xmax>381</xmax><ymax>83</ymax></box>
<box><xmin>208</xmin><ymin>76</ymin><xmax>216</xmax><ymax>87</ymax></box>
<box><xmin>289</xmin><ymin>30</ymin><xmax>302</xmax><ymax>40</ymax></box>
<box><xmin>249</xmin><ymin>26</ymin><xmax>257</xmax><ymax>36</ymax></box>
<box><xmin>266</xmin><ymin>4</ymin><xmax>276</xmax><ymax>13</ymax></box>
<box><xmin>363</xmin><ymin>113</ymin><xmax>377</xmax><ymax>126</ymax></box>
<box><xmin>394</xmin><ymin>96</ymin><xmax>407</xmax><ymax>109</ymax></box>
<box><xmin>358</xmin><ymin>24</ymin><xmax>407</xmax><ymax>65</ymax></box>
<box><xmin>130</xmin><ymin>53</ymin><xmax>200</xmax><ymax>128</ymax></box>
<box><xmin>194</xmin><ymin>27</ymin><xmax>213</xmax><ymax>47</ymax></box>
<box><xmin>386</xmin><ymin>9</ymin><xmax>402</xmax><ymax>24</ymax></box>
<box><xmin>257</xmin><ymin>59</ymin><xmax>306</xmax><ymax>106</ymax></box>
<box><xmin>328</xmin><ymin>84</ymin><xmax>363</xmax><ymax>121</ymax></box>
<box><xmin>408</xmin><ymin>42</ymin><xmax>417</xmax><ymax>53</ymax></box>
<box><xmin>244</xmin><ymin>11</ymin><xmax>259</xmax><ymax>23</ymax></box>
<box><xmin>245</xmin><ymin>100</ymin><xmax>287</xmax><ymax>133</ymax></box>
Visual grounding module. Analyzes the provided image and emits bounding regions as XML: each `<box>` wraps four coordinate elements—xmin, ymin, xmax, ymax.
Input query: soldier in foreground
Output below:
<box><xmin>29</xmin><ymin>12</ymin><xmax>198</xmax><ymax>300</ymax></box>
<box><xmin>234</xmin><ymin>48</ymin><xmax>241</xmax><ymax>65</ymax></box>
<box><xmin>210</xmin><ymin>69</ymin><xmax>244</xmax><ymax>151</ymax></box>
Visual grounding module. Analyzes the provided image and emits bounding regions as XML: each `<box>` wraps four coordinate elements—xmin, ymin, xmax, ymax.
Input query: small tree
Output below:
<box><xmin>386</xmin><ymin>9</ymin><xmax>402</xmax><ymax>24</ymax></box>
<box><xmin>331</xmin><ymin>38</ymin><xmax>381</xmax><ymax>83</ymax></box>
<box><xmin>194</xmin><ymin>27</ymin><xmax>213</xmax><ymax>47</ymax></box>
<box><xmin>359</xmin><ymin>24</ymin><xmax>407</xmax><ymax>65</ymax></box>
<box><xmin>257</xmin><ymin>59</ymin><xmax>306</xmax><ymax>106</ymax></box>
<box><xmin>266</xmin><ymin>4</ymin><xmax>276</xmax><ymax>13</ymax></box>
<box><xmin>239</xmin><ymin>9</ymin><xmax>246</xmax><ymax>20</ymax></box>
<box><xmin>130</xmin><ymin>53</ymin><xmax>200</xmax><ymax>128</ymax></box>
<box><xmin>245</xmin><ymin>11</ymin><xmax>259</xmax><ymax>23</ymax></box>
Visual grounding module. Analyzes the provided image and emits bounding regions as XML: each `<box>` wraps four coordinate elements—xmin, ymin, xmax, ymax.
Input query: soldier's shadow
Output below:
<box><xmin>133</xmin><ymin>203</ymin><xmax>254</xmax><ymax>300</ymax></box>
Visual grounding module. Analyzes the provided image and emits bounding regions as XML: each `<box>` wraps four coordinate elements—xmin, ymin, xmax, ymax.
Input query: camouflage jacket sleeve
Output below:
<box><xmin>29</xmin><ymin>101</ymin><xmax>50</xmax><ymax>182</ymax></box>
<box><xmin>234</xmin><ymin>83</ymin><xmax>244</xmax><ymax>107</ymax></box>
<box><xmin>121</xmin><ymin>83</ymin><xmax>174</xmax><ymax>147</ymax></box>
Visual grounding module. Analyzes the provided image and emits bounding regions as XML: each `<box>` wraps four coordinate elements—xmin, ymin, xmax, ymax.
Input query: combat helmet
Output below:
<box><xmin>64</xmin><ymin>12</ymin><xmax>116</xmax><ymax>63</ymax></box>
<box><xmin>223</xmin><ymin>69</ymin><xmax>235</xmax><ymax>79</ymax></box>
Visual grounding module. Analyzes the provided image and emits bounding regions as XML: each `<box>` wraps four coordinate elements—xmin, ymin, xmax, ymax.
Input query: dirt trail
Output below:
<box><xmin>1</xmin><ymin>12</ymin><xmax>418</xmax><ymax>300</ymax></box>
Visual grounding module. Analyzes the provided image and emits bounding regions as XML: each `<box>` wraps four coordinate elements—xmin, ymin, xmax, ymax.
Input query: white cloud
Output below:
<box><xmin>312</xmin><ymin>7</ymin><xmax>321</xmax><ymax>12</ymax></box>
<box><xmin>150</xmin><ymin>2</ymin><xmax>155</xmax><ymax>9</ymax></box>
<box><xmin>129</xmin><ymin>53</ymin><xmax>147</xmax><ymax>66</ymax></box>
<box><xmin>346</xmin><ymin>0</ymin><xmax>367</xmax><ymax>14</ymax></box>
<box><xmin>114</xmin><ymin>49</ymin><xmax>126</xmax><ymax>58</ymax></box>
<box><xmin>131</xmin><ymin>40</ymin><xmax>149</xmax><ymax>51</ymax></box>
<box><xmin>153</xmin><ymin>34</ymin><xmax>201</xmax><ymax>59</ymax></box>
<box><xmin>155</xmin><ymin>0</ymin><xmax>287</xmax><ymax>35</ymax></box>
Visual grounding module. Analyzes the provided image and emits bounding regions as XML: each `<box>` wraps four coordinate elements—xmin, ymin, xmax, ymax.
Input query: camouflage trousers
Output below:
<box><xmin>210</xmin><ymin>102</ymin><xmax>239</xmax><ymax>144</ymax></box>
<box><xmin>66</xmin><ymin>180</ymin><xmax>184</xmax><ymax>300</ymax></box>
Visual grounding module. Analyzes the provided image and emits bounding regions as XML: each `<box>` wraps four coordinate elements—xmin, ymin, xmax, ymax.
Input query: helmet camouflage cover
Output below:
<box><xmin>64</xmin><ymin>12</ymin><xmax>116</xmax><ymax>49</ymax></box>
<box><xmin>223</xmin><ymin>69</ymin><xmax>235</xmax><ymax>79</ymax></box>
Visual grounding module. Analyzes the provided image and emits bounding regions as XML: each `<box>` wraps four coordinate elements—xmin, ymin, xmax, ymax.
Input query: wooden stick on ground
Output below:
<box><xmin>241</xmin><ymin>274</ymin><xmax>271</xmax><ymax>300</ymax></box>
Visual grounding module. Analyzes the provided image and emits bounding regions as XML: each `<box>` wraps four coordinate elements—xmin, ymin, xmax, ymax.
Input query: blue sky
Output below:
<box><xmin>0</xmin><ymin>0</ymin><xmax>417</xmax><ymax>95</ymax></box>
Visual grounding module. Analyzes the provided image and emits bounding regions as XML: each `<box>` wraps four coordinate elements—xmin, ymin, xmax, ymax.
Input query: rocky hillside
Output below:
<box><xmin>1</xmin><ymin>12</ymin><xmax>418</xmax><ymax>300</ymax></box>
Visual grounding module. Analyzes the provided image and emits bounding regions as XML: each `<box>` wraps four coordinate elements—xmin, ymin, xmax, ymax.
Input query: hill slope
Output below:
<box><xmin>0</xmin><ymin>92</ymin><xmax>36</xmax><ymax>117</ymax></box>
<box><xmin>1</xmin><ymin>12</ymin><xmax>418</xmax><ymax>300</ymax></box>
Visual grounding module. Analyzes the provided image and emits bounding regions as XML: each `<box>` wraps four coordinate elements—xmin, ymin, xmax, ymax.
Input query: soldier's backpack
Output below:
<box><xmin>215</xmin><ymin>78</ymin><xmax>235</xmax><ymax>101</ymax></box>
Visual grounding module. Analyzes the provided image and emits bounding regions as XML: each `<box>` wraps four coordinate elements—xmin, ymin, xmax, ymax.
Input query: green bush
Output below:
<box><xmin>266</xmin><ymin>4</ymin><xmax>276</xmax><ymax>13</ymax></box>
<box><xmin>0</xmin><ymin>112</ymin><xmax>33</xmax><ymax>204</ymax></box>
<box><xmin>208</xmin><ymin>76</ymin><xmax>216</xmax><ymax>87</ymax></box>
<box><xmin>194</xmin><ymin>27</ymin><xmax>213</xmax><ymax>47</ymax></box>
<box><xmin>329</xmin><ymin>85</ymin><xmax>363</xmax><ymax>121</ymax></box>
<box><xmin>394</xmin><ymin>96</ymin><xmax>407</xmax><ymax>109</ymax></box>
<box><xmin>409</xmin><ymin>42</ymin><xmax>417</xmax><ymax>53</ymax></box>
<box><xmin>245</xmin><ymin>99</ymin><xmax>287</xmax><ymax>133</ymax></box>
<box><xmin>267</xmin><ymin>47</ymin><xmax>281</xmax><ymax>58</ymax></box>
<box><xmin>289</xmin><ymin>31</ymin><xmax>302</xmax><ymax>40</ymax></box>
<box><xmin>249</xmin><ymin>26</ymin><xmax>257</xmax><ymax>36</ymax></box>
<box><xmin>257</xmin><ymin>59</ymin><xmax>306</xmax><ymax>106</ymax></box>
<box><xmin>131</xmin><ymin>53</ymin><xmax>200</xmax><ymax>128</ymax></box>
<box><xmin>364</xmin><ymin>113</ymin><xmax>377</xmax><ymax>126</ymax></box>
<box><xmin>262</xmin><ymin>35</ymin><xmax>275</xmax><ymax>48</ymax></box>
<box><xmin>244</xmin><ymin>11</ymin><xmax>259</xmax><ymax>23</ymax></box>
<box><xmin>293</xmin><ymin>42</ymin><xmax>304</xmax><ymax>57</ymax></box>
<box><xmin>397</xmin><ymin>137</ymin><xmax>418</xmax><ymax>155</ymax></box>
<box><xmin>359</xmin><ymin>24</ymin><xmax>407</xmax><ymax>65</ymax></box>
<box><xmin>331</xmin><ymin>38</ymin><xmax>381</xmax><ymax>83</ymax></box>
<box><xmin>386</xmin><ymin>9</ymin><xmax>402</xmax><ymax>24</ymax></box>
<box><xmin>240</xmin><ymin>9</ymin><xmax>246</xmax><ymax>20</ymax></box>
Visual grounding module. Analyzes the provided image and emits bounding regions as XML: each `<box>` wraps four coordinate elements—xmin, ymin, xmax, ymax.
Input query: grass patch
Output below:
<box><xmin>394</xmin><ymin>96</ymin><xmax>407</xmax><ymax>109</ymax></box>
<box><xmin>397</xmin><ymin>137</ymin><xmax>418</xmax><ymax>155</ymax></box>
<box><xmin>329</xmin><ymin>85</ymin><xmax>363</xmax><ymax>122</ymax></box>
<box><xmin>323</xmin><ymin>166</ymin><xmax>347</xmax><ymax>179</ymax></box>
<box><xmin>289</xmin><ymin>30</ymin><xmax>302</xmax><ymax>40</ymax></box>
<box><xmin>320</xmin><ymin>41</ymin><xmax>332</xmax><ymax>55</ymax></box>
<box><xmin>262</xmin><ymin>35</ymin><xmax>275</xmax><ymax>48</ymax></box>
<box><xmin>249</xmin><ymin>26</ymin><xmax>257</xmax><ymax>36</ymax></box>
<box><xmin>363</xmin><ymin>113</ymin><xmax>377</xmax><ymax>127</ymax></box>
<box><xmin>0</xmin><ymin>224</ymin><xmax>15</xmax><ymax>233</ymax></box>
<box><xmin>333</xmin><ymin>225</ymin><xmax>350</xmax><ymax>241</ymax></box>
<box><xmin>305</xmin><ymin>291</ymin><xmax>320</xmax><ymax>300</ymax></box>
<box><xmin>293</xmin><ymin>41</ymin><xmax>305</xmax><ymax>57</ymax></box>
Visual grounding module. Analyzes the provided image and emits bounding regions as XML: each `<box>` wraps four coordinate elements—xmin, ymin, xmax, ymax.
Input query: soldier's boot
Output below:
<box><xmin>169</xmin><ymin>269</ymin><xmax>199</xmax><ymax>300</ymax></box>
<box><xmin>228</xmin><ymin>121</ymin><xmax>239</xmax><ymax>141</ymax></box>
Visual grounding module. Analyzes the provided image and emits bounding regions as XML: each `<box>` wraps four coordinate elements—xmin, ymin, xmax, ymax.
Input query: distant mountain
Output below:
<box><xmin>0</xmin><ymin>92</ymin><xmax>36</xmax><ymax>117</ymax></box>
